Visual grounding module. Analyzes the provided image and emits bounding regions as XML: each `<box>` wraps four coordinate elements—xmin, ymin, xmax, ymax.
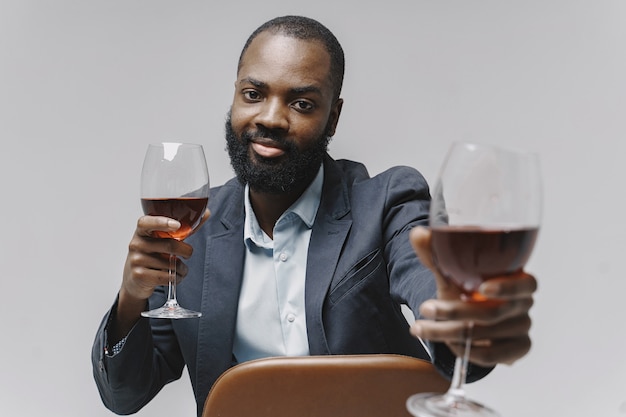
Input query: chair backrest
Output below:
<box><xmin>202</xmin><ymin>354</ymin><xmax>450</xmax><ymax>417</ymax></box>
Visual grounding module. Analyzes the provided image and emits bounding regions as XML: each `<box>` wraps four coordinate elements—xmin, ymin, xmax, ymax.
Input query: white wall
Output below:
<box><xmin>1</xmin><ymin>1</ymin><xmax>625</xmax><ymax>416</ymax></box>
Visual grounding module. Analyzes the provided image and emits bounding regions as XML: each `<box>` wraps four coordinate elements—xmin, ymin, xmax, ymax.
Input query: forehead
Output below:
<box><xmin>238</xmin><ymin>32</ymin><xmax>333</xmax><ymax>95</ymax></box>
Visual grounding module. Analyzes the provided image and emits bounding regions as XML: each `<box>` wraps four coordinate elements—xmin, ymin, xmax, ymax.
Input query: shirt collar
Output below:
<box><xmin>244</xmin><ymin>164</ymin><xmax>324</xmax><ymax>246</ymax></box>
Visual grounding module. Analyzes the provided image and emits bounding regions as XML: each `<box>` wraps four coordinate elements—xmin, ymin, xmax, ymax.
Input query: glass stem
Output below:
<box><xmin>166</xmin><ymin>253</ymin><xmax>178</xmax><ymax>306</ymax></box>
<box><xmin>445</xmin><ymin>321</ymin><xmax>474</xmax><ymax>403</ymax></box>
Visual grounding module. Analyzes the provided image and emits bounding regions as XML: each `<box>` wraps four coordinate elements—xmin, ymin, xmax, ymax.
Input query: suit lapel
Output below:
<box><xmin>195</xmin><ymin>182</ymin><xmax>246</xmax><ymax>402</ymax></box>
<box><xmin>305</xmin><ymin>157</ymin><xmax>352</xmax><ymax>355</ymax></box>
<box><xmin>196</xmin><ymin>158</ymin><xmax>354</xmax><ymax>390</ymax></box>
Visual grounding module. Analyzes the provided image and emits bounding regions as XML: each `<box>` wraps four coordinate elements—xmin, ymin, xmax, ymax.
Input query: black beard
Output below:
<box><xmin>225</xmin><ymin>114</ymin><xmax>330</xmax><ymax>194</ymax></box>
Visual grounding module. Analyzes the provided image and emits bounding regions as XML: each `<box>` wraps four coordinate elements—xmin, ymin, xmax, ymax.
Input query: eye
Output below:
<box><xmin>292</xmin><ymin>100</ymin><xmax>315</xmax><ymax>112</ymax></box>
<box><xmin>242</xmin><ymin>89</ymin><xmax>262</xmax><ymax>101</ymax></box>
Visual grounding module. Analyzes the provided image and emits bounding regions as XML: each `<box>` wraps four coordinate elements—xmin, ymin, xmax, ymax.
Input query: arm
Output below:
<box><xmin>92</xmin><ymin>211</ymin><xmax>209</xmax><ymax>414</ymax></box>
<box><xmin>382</xmin><ymin>166</ymin><xmax>495</xmax><ymax>381</ymax></box>
<box><xmin>92</xmin><ymin>294</ymin><xmax>183</xmax><ymax>415</ymax></box>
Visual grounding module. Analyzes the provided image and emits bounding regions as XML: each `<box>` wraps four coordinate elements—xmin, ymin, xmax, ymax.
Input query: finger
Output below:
<box><xmin>133</xmin><ymin>264</ymin><xmax>186</xmax><ymax>284</ymax></box>
<box><xmin>412</xmin><ymin>319</ymin><xmax>533</xmax><ymax>367</ymax></box>
<box><xmin>410</xmin><ymin>226</ymin><xmax>460</xmax><ymax>298</ymax></box>
<box><xmin>136</xmin><ymin>215</ymin><xmax>181</xmax><ymax>238</ymax></box>
<box><xmin>130</xmin><ymin>264</ymin><xmax>173</xmax><ymax>287</ymax></box>
<box><xmin>471</xmin><ymin>315</ymin><xmax>532</xmax><ymax>341</ymax></box>
<box><xmin>123</xmin><ymin>256</ymin><xmax>170</xmax><ymax>300</ymax></box>
<box><xmin>410</xmin><ymin>319</ymin><xmax>471</xmax><ymax>343</ymax></box>
<box><xmin>409</xmin><ymin>226</ymin><xmax>436</xmax><ymax>271</ymax></box>
<box><xmin>124</xmin><ymin>264</ymin><xmax>186</xmax><ymax>301</ymax></box>
<box><xmin>479</xmin><ymin>272</ymin><xmax>538</xmax><ymax>299</ymax></box>
<box><xmin>128</xmin><ymin>249</ymin><xmax>169</xmax><ymax>271</ymax></box>
<box><xmin>128</xmin><ymin>250</ymin><xmax>190</xmax><ymax>277</ymax></box>
<box><xmin>411</xmin><ymin>314</ymin><xmax>531</xmax><ymax>345</ymax></box>
<box><xmin>451</xmin><ymin>336</ymin><xmax>532</xmax><ymax>367</ymax></box>
<box><xmin>419</xmin><ymin>297</ymin><xmax>534</xmax><ymax>326</ymax></box>
<box><xmin>129</xmin><ymin>233</ymin><xmax>194</xmax><ymax>260</ymax></box>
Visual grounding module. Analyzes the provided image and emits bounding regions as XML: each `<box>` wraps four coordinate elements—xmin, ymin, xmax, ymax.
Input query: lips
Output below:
<box><xmin>250</xmin><ymin>138</ymin><xmax>287</xmax><ymax>158</ymax></box>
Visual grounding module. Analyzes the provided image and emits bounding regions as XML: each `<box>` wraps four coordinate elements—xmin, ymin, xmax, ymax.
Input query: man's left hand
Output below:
<box><xmin>409</xmin><ymin>226</ymin><xmax>537</xmax><ymax>367</ymax></box>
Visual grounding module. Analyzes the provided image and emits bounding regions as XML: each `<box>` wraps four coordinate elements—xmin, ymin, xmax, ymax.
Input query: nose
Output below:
<box><xmin>255</xmin><ymin>97</ymin><xmax>289</xmax><ymax>132</ymax></box>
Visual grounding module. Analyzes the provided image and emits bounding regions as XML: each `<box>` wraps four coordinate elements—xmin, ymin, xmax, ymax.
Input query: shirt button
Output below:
<box><xmin>287</xmin><ymin>314</ymin><xmax>296</xmax><ymax>322</ymax></box>
<box><xmin>279</xmin><ymin>252</ymin><xmax>288</xmax><ymax>262</ymax></box>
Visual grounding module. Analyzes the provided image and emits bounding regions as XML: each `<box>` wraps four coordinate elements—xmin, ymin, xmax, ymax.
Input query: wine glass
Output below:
<box><xmin>140</xmin><ymin>142</ymin><xmax>209</xmax><ymax>319</ymax></box>
<box><xmin>407</xmin><ymin>142</ymin><xmax>542</xmax><ymax>417</ymax></box>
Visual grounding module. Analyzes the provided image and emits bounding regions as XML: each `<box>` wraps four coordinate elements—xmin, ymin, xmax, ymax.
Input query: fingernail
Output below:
<box><xmin>167</xmin><ymin>219</ymin><xmax>181</xmax><ymax>229</ymax></box>
<box><xmin>420</xmin><ymin>302</ymin><xmax>437</xmax><ymax>319</ymax></box>
<box><xmin>472</xmin><ymin>339</ymin><xmax>492</xmax><ymax>348</ymax></box>
<box><xmin>411</xmin><ymin>323</ymin><xmax>423</xmax><ymax>337</ymax></box>
<box><xmin>479</xmin><ymin>282</ymin><xmax>498</xmax><ymax>297</ymax></box>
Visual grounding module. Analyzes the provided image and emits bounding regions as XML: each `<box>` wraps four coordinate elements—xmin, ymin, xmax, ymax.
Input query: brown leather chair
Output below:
<box><xmin>202</xmin><ymin>354</ymin><xmax>450</xmax><ymax>417</ymax></box>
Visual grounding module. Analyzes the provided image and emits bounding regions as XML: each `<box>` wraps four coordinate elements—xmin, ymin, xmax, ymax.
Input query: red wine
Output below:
<box><xmin>430</xmin><ymin>226</ymin><xmax>538</xmax><ymax>301</ymax></box>
<box><xmin>141</xmin><ymin>197</ymin><xmax>208</xmax><ymax>240</ymax></box>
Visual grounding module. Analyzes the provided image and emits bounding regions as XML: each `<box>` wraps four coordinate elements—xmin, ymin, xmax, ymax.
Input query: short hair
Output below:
<box><xmin>238</xmin><ymin>15</ymin><xmax>345</xmax><ymax>101</ymax></box>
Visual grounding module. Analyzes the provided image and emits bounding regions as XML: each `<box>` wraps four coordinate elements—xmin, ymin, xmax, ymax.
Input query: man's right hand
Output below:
<box><xmin>111</xmin><ymin>210</ymin><xmax>210</xmax><ymax>341</ymax></box>
<box><xmin>122</xmin><ymin>216</ymin><xmax>193</xmax><ymax>300</ymax></box>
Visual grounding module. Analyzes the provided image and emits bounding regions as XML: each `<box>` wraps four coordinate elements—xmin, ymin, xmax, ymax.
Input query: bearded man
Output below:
<box><xmin>92</xmin><ymin>15</ymin><xmax>537</xmax><ymax>417</ymax></box>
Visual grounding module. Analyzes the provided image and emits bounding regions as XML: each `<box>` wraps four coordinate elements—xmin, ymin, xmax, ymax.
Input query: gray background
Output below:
<box><xmin>1</xmin><ymin>0</ymin><xmax>625</xmax><ymax>416</ymax></box>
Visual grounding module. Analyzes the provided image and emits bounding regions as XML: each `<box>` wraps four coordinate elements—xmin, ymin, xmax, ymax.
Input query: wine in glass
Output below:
<box><xmin>407</xmin><ymin>142</ymin><xmax>542</xmax><ymax>417</ymax></box>
<box><xmin>140</xmin><ymin>142</ymin><xmax>209</xmax><ymax>319</ymax></box>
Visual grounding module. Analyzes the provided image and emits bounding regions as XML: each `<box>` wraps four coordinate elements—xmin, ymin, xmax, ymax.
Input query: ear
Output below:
<box><xmin>326</xmin><ymin>98</ymin><xmax>344</xmax><ymax>137</ymax></box>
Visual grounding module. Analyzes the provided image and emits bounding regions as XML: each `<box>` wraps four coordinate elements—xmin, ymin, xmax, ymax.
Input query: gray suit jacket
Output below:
<box><xmin>92</xmin><ymin>155</ymin><xmax>489</xmax><ymax>416</ymax></box>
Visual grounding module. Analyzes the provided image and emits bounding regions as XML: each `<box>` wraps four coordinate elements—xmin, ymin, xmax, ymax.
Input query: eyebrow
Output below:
<box><xmin>239</xmin><ymin>77</ymin><xmax>267</xmax><ymax>89</ymax></box>
<box><xmin>239</xmin><ymin>77</ymin><xmax>323</xmax><ymax>96</ymax></box>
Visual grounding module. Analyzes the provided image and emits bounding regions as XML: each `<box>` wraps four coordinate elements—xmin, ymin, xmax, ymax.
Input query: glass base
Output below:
<box><xmin>141</xmin><ymin>300</ymin><xmax>202</xmax><ymax>319</ymax></box>
<box><xmin>407</xmin><ymin>392</ymin><xmax>500</xmax><ymax>417</ymax></box>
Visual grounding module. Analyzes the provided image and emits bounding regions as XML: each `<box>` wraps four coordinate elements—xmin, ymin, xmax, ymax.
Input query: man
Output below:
<box><xmin>92</xmin><ymin>15</ymin><xmax>537</xmax><ymax>416</ymax></box>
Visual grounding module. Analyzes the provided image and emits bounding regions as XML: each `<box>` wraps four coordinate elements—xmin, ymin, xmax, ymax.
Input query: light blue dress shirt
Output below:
<box><xmin>232</xmin><ymin>165</ymin><xmax>324</xmax><ymax>363</ymax></box>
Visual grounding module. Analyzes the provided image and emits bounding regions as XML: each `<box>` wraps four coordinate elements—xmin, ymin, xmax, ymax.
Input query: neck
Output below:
<box><xmin>248</xmin><ymin>184</ymin><xmax>308</xmax><ymax>239</ymax></box>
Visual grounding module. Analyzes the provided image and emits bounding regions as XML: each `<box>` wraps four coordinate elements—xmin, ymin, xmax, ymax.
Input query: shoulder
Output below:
<box><xmin>331</xmin><ymin>158</ymin><xmax>429</xmax><ymax>194</ymax></box>
<box><xmin>374</xmin><ymin>165</ymin><xmax>428</xmax><ymax>186</ymax></box>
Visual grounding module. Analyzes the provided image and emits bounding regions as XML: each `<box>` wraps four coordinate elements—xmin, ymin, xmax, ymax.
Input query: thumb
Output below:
<box><xmin>409</xmin><ymin>226</ymin><xmax>459</xmax><ymax>300</ymax></box>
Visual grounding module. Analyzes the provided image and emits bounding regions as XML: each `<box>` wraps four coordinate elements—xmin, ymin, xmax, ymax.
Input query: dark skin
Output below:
<box><xmin>112</xmin><ymin>33</ymin><xmax>342</xmax><ymax>340</ymax></box>
<box><xmin>409</xmin><ymin>227</ymin><xmax>535</xmax><ymax>365</ymax></box>
<box><xmin>113</xmin><ymin>32</ymin><xmax>537</xmax><ymax>368</ymax></box>
<box><xmin>231</xmin><ymin>32</ymin><xmax>343</xmax><ymax>237</ymax></box>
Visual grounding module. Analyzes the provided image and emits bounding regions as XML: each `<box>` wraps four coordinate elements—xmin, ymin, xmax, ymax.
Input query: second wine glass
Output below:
<box><xmin>140</xmin><ymin>142</ymin><xmax>209</xmax><ymax>319</ymax></box>
<box><xmin>407</xmin><ymin>142</ymin><xmax>542</xmax><ymax>416</ymax></box>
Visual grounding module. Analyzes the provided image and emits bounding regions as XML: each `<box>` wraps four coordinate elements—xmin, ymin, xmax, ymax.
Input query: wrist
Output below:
<box><xmin>112</xmin><ymin>288</ymin><xmax>147</xmax><ymax>342</ymax></box>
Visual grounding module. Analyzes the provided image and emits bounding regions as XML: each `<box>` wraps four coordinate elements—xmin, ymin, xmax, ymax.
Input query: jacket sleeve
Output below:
<box><xmin>381</xmin><ymin>166</ymin><xmax>494</xmax><ymax>383</ymax></box>
<box><xmin>91</xmin><ymin>294</ymin><xmax>185</xmax><ymax>414</ymax></box>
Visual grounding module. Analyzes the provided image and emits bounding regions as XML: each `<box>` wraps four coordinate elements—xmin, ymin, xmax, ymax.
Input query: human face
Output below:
<box><xmin>228</xmin><ymin>32</ymin><xmax>343</xmax><ymax>194</ymax></box>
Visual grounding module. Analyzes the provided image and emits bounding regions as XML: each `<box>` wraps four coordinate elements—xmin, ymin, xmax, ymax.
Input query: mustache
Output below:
<box><xmin>242</xmin><ymin>126</ymin><xmax>288</xmax><ymax>145</ymax></box>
